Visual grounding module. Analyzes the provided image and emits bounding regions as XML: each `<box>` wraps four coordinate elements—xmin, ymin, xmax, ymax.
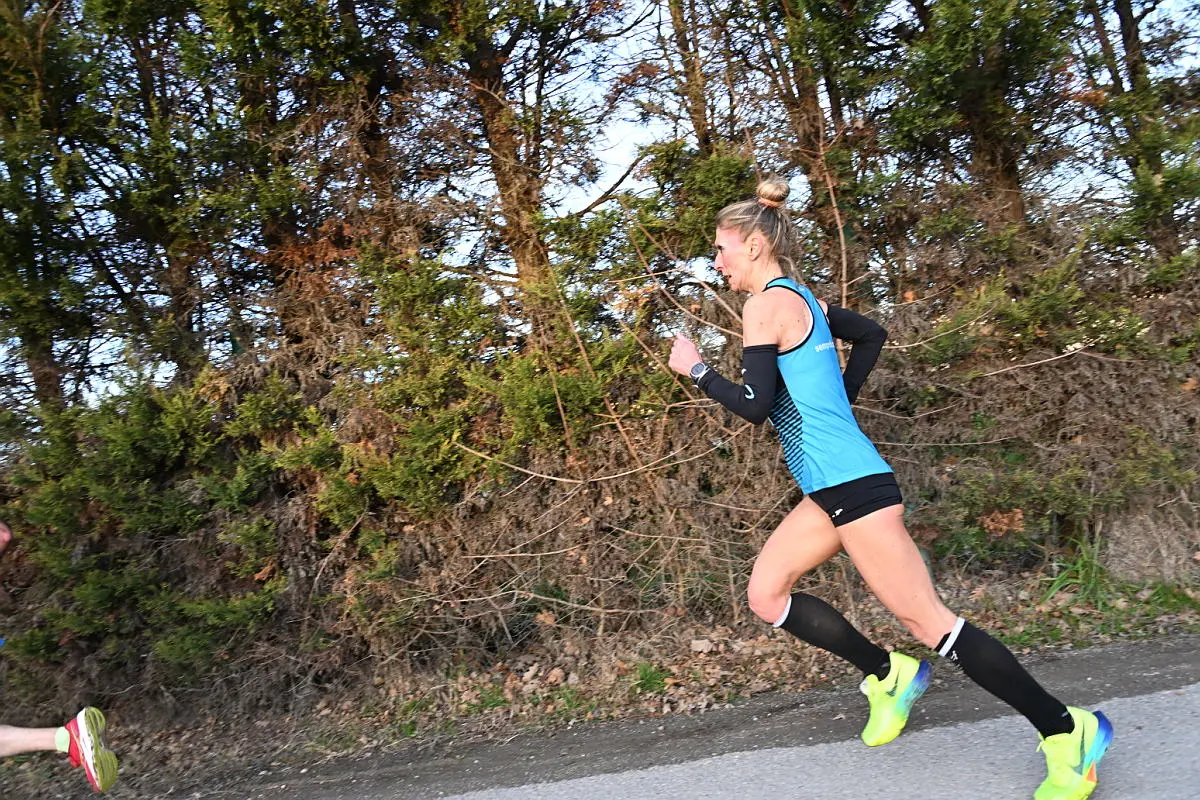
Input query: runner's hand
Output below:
<box><xmin>669</xmin><ymin>335</ymin><xmax>703</xmax><ymax>377</ymax></box>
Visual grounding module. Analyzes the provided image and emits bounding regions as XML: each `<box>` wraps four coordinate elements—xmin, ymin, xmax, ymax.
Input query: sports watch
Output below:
<box><xmin>689</xmin><ymin>361</ymin><xmax>710</xmax><ymax>384</ymax></box>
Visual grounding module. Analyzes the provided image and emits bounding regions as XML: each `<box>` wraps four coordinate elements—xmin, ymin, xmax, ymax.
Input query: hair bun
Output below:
<box><xmin>756</xmin><ymin>177</ymin><xmax>789</xmax><ymax>208</ymax></box>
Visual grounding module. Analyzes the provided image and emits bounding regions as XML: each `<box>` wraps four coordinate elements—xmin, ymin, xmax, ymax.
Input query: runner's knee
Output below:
<box><xmin>747</xmin><ymin>583</ymin><xmax>788</xmax><ymax>624</ymax></box>
<box><xmin>894</xmin><ymin>606</ymin><xmax>956</xmax><ymax>648</ymax></box>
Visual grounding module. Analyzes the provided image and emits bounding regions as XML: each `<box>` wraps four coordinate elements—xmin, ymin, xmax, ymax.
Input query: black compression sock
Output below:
<box><xmin>936</xmin><ymin>619</ymin><xmax>1074</xmax><ymax>738</ymax></box>
<box><xmin>775</xmin><ymin>592</ymin><xmax>891</xmax><ymax>679</ymax></box>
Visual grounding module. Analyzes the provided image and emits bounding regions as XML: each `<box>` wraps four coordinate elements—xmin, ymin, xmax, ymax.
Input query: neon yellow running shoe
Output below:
<box><xmin>1034</xmin><ymin>706</ymin><xmax>1113</xmax><ymax>800</ymax></box>
<box><xmin>859</xmin><ymin>651</ymin><xmax>931</xmax><ymax>746</ymax></box>
<box><xmin>65</xmin><ymin>706</ymin><xmax>119</xmax><ymax>793</ymax></box>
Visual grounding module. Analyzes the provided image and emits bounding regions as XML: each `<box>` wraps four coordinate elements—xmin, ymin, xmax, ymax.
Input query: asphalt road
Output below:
<box><xmin>233</xmin><ymin>635</ymin><xmax>1199</xmax><ymax>800</ymax></box>
<box><xmin>443</xmin><ymin>685</ymin><xmax>1200</xmax><ymax>799</ymax></box>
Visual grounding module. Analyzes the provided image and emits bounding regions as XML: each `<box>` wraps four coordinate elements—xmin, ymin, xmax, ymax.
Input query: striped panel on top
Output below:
<box><xmin>770</xmin><ymin>381</ymin><xmax>806</xmax><ymax>488</ymax></box>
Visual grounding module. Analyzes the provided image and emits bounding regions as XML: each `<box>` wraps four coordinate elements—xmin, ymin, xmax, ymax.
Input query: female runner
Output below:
<box><xmin>667</xmin><ymin>178</ymin><xmax>1112</xmax><ymax>800</ymax></box>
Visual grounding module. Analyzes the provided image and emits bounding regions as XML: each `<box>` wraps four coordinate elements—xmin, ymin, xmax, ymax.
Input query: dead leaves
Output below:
<box><xmin>979</xmin><ymin>509</ymin><xmax>1025</xmax><ymax>537</ymax></box>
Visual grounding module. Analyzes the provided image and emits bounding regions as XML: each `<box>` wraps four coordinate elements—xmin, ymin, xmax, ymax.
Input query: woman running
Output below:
<box><xmin>667</xmin><ymin>177</ymin><xmax>1112</xmax><ymax>800</ymax></box>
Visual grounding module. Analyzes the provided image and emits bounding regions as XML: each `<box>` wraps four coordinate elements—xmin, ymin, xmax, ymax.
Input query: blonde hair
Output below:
<box><xmin>714</xmin><ymin>177</ymin><xmax>799</xmax><ymax>275</ymax></box>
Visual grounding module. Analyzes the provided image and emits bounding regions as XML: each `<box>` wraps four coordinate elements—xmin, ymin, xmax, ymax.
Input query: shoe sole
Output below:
<box><xmin>79</xmin><ymin>707</ymin><xmax>119</xmax><ymax>792</ymax></box>
<box><xmin>900</xmin><ymin>660</ymin><xmax>932</xmax><ymax>715</ymax></box>
<box><xmin>1080</xmin><ymin>711</ymin><xmax>1114</xmax><ymax>793</ymax></box>
<box><xmin>862</xmin><ymin>660</ymin><xmax>931</xmax><ymax>747</ymax></box>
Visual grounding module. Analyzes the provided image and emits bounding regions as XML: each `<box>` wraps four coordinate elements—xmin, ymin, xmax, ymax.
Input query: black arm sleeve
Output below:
<box><xmin>695</xmin><ymin>344</ymin><xmax>778</xmax><ymax>424</ymax></box>
<box><xmin>825</xmin><ymin>305</ymin><xmax>888</xmax><ymax>404</ymax></box>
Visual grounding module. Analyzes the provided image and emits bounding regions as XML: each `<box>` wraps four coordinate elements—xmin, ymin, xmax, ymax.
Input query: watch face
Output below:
<box><xmin>689</xmin><ymin>363</ymin><xmax>706</xmax><ymax>379</ymax></box>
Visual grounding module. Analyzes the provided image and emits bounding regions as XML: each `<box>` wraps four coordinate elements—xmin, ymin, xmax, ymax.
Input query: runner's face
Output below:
<box><xmin>713</xmin><ymin>227</ymin><xmax>753</xmax><ymax>291</ymax></box>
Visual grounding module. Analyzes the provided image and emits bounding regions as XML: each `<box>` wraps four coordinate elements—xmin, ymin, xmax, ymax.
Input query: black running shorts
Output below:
<box><xmin>808</xmin><ymin>472</ymin><xmax>903</xmax><ymax>527</ymax></box>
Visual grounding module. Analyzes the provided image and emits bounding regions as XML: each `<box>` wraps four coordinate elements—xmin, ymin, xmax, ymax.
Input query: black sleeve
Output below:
<box><xmin>694</xmin><ymin>344</ymin><xmax>778</xmax><ymax>424</ymax></box>
<box><xmin>825</xmin><ymin>305</ymin><xmax>887</xmax><ymax>404</ymax></box>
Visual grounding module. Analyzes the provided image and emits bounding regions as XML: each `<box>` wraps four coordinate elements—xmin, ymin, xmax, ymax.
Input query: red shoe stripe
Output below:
<box><xmin>64</xmin><ymin>719</ymin><xmax>84</xmax><ymax>767</ymax></box>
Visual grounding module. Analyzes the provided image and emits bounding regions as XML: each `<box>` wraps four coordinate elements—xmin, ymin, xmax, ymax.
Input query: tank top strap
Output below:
<box><xmin>763</xmin><ymin>277</ymin><xmax>822</xmax><ymax>323</ymax></box>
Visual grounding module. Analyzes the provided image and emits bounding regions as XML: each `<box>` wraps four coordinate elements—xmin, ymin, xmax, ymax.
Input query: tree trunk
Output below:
<box><xmin>161</xmin><ymin>252</ymin><xmax>204</xmax><ymax>382</ymax></box>
<box><xmin>235</xmin><ymin>65</ymin><xmax>311</xmax><ymax>355</ymax></box>
<box><xmin>769</xmin><ymin>0</ymin><xmax>862</xmax><ymax>286</ymax></box>
<box><xmin>1110</xmin><ymin>0</ymin><xmax>1181</xmax><ymax>260</ymax></box>
<box><xmin>668</xmin><ymin>0</ymin><xmax>713</xmax><ymax>157</ymax></box>
<box><xmin>904</xmin><ymin>0</ymin><xmax>1027</xmax><ymax>236</ymax></box>
<box><xmin>337</xmin><ymin>0</ymin><xmax>398</xmax><ymax>202</ymax></box>
<box><xmin>20</xmin><ymin>325</ymin><xmax>65</xmax><ymax>409</ymax></box>
<box><xmin>463</xmin><ymin>37</ymin><xmax>555</xmax><ymax>339</ymax></box>
<box><xmin>962</xmin><ymin>41</ymin><xmax>1027</xmax><ymax>233</ymax></box>
<box><xmin>130</xmin><ymin>32</ymin><xmax>205</xmax><ymax>382</ymax></box>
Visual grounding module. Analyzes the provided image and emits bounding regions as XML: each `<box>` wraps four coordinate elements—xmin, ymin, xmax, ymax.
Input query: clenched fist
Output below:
<box><xmin>669</xmin><ymin>335</ymin><xmax>704</xmax><ymax>377</ymax></box>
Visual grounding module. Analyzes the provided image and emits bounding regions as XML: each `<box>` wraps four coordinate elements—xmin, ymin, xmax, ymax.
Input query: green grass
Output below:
<box><xmin>1042</xmin><ymin>533</ymin><xmax>1109</xmax><ymax>604</ymax></box>
<box><xmin>465</xmin><ymin>684</ymin><xmax>510</xmax><ymax>715</ymax></box>
<box><xmin>998</xmin><ymin>580</ymin><xmax>1200</xmax><ymax>651</ymax></box>
<box><xmin>306</xmin><ymin>728</ymin><xmax>361</xmax><ymax>754</ymax></box>
<box><xmin>632</xmin><ymin>661</ymin><xmax>667</xmax><ymax>695</ymax></box>
<box><xmin>552</xmin><ymin>686</ymin><xmax>599</xmax><ymax>716</ymax></box>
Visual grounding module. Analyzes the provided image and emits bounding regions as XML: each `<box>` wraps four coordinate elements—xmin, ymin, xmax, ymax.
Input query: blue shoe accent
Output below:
<box><xmin>1084</xmin><ymin>711</ymin><xmax>1113</xmax><ymax>774</ymax></box>
<box><xmin>898</xmin><ymin>659</ymin><xmax>931</xmax><ymax>715</ymax></box>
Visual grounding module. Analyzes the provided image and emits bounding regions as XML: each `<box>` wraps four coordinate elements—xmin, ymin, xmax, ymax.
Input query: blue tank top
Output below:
<box><xmin>765</xmin><ymin>277</ymin><xmax>892</xmax><ymax>493</ymax></box>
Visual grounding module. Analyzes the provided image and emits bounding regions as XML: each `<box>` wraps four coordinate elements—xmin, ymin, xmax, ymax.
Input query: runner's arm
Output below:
<box><xmin>825</xmin><ymin>305</ymin><xmax>887</xmax><ymax>404</ymax></box>
<box><xmin>694</xmin><ymin>345</ymin><xmax>778</xmax><ymax>424</ymax></box>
